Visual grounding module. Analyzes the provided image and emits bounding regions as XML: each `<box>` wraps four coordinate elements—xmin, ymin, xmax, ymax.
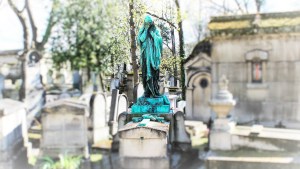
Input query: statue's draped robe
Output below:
<box><xmin>138</xmin><ymin>26</ymin><xmax>162</xmax><ymax>97</ymax></box>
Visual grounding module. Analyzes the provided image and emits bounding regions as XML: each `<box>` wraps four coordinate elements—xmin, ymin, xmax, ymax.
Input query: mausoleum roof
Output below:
<box><xmin>209</xmin><ymin>11</ymin><xmax>300</xmax><ymax>37</ymax></box>
<box><xmin>184</xmin><ymin>39</ymin><xmax>212</xmax><ymax>64</ymax></box>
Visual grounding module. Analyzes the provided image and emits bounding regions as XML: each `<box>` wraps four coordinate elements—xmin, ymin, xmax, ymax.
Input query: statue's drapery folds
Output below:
<box><xmin>138</xmin><ymin>15</ymin><xmax>163</xmax><ymax>98</ymax></box>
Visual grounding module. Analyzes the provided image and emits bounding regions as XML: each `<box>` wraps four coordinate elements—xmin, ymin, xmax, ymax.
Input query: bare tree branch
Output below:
<box><xmin>25</xmin><ymin>0</ymin><xmax>37</xmax><ymax>48</ymax></box>
<box><xmin>255</xmin><ymin>0</ymin><xmax>262</xmax><ymax>13</ymax></box>
<box><xmin>208</xmin><ymin>0</ymin><xmax>236</xmax><ymax>14</ymax></box>
<box><xmin>8</xmin><ymin>0</ymin><xmax>30</xmax><ymax>52</ymax></box>
<box><xmin>162</xmin><ymin>41</ymin><xmax>172</xmax><ymax>52</ymax></box>
<box><xmin>234</xmin><ymin>0</ymin><xmax>245</xmax><ymax>13</ymax></box>
<box><xmin>243</xmin><ymin>0</ymin><xmax>249</xmax><ymax>13</ymax></box>
<box><xmin>146</xmin><ymin>12</ymin><xmax>177</xmax><ymax>29</ymax></box>
<box><xmin>36</xmin><ymin>1</ymin><xmax>57</xmax><ymax>50</ymax></box>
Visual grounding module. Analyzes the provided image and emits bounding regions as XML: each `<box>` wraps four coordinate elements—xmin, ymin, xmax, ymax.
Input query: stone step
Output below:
<box><xmin>205</xmin><ymin>151</ymin><xmax>300</xmax><ymax>169</ymax></box>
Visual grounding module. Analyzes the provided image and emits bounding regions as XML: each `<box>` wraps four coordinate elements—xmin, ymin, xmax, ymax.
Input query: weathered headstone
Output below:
<box><xmin>169</xmin><ymin>75</ymin><xmax>175</xmax><ymax>87</ymax></box>
<box><xmin>56</xmin><ymin>73</ymin><xmax>65</xmax><ymax>85</ymax></box>
<box><xmin>117</xmin><ymin>94</ymin><xmax>128</xmax><ymax>117</ymax></box>
<box><xmin>0</xmin><ymin>75</ymin><xmax>4</xmax><ymax>99</ymax></box>
<box><xmin>46</xmin><ymin>70</ymin><xmax>54</xmax><ymax>86</ymax></box>
<box><xmin>41</xmin><ymin>99</ymin><xmax>89</xmax><ymax>158</ymax></box>
<box><xmin>110</xmin><ymin>78</ymin><xmax>120</xmax><ymax>92</ymax></box>
<box><xmin>92</xmin><ymin>93</ymin><xmax>109</xmax><ymax>143</ymax></box>
<box><xmin>109</xmin><ymin>89</ymin><xmax>119</xmax><ymax>123</ymax></box>
<box><xmin>109</xmin><ymin>89</ymin><xmax>128</xmax><ymax>136</ymax></box>
<box><xmin>173</xmin><ymin>111</ymin><xmax>191</xmax><ymax>150</ymax></box>
<box><xmin>72</xmin><ymin>70</ymin><xmax>81</xmax><ymax>90</ymax></box>
<box><xmin>109</xmin><ymin>89</ymin><xmax>120</xmax><ymax>136</ymax></box>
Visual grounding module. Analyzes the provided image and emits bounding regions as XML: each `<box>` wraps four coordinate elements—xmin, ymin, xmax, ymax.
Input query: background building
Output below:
<box><xmin>185</xmin><ymin>11</ymin><xmax>300</xmax><ymax>129</ymax></box>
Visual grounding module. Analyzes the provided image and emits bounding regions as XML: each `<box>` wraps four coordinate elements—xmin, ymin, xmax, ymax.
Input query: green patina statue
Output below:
<box><xmin>131</xmin><ymin>15</ymin><xmax>170</xmax><ymax>114</ymax></box>
<box><xmin>138</xmin><ymin>15</ymin><xmax>162</xmax><ymax>97</ymax></box>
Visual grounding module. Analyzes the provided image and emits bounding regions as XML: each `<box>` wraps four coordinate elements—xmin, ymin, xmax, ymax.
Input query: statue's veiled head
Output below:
<box><xmin>144</xmin><ymin>15</ymin><xmax>153</xmax><ymax>28</ymax></box>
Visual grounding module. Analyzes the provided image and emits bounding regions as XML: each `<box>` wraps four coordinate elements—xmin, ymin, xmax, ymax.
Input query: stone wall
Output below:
<box><xmin>211</xmin><ymin>33</ymin><xmax>300</xmax><ymax>128</ymax></box>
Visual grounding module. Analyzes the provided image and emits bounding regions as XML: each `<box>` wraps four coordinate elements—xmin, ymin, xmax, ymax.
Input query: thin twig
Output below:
<box><xmin>163</xmin><ymin>41</ymin><xmax>172</xmax><ymax>52</ymax></box>
<box><xmin>146</xmin><ymin>12</ymin><xmax>177</xmax><ymax>29</ymax></box>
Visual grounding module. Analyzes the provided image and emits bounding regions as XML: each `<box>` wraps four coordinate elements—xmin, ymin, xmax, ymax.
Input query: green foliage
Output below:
<box><xmin>51</xmin><ymin>0</ymin><xmax>130</xmax><ymax>75</ymax></box>
<box><xmin>160</xmin><ymin>55</ymin><xmax>181</xmax><ymax>75</ymax></box>
<box><xmin>40</xmin><ymin>155</ymin><xmax>82</xmax><ymax>169</ymax></box>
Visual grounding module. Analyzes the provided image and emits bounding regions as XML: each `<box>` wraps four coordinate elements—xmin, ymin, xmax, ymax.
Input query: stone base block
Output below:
<box><xmin>120</xmin><ymin>157</ymin><xmax>169</xmax><ymax>169</ymax></box>
<box><xmin>210</xmin><ymin>131</ymin><xmax>232</xmax><ymax>150</ymax></box>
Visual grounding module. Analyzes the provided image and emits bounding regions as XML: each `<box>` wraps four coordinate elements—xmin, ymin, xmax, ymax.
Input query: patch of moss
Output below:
<box><xmin>90</xmin><ymin>154</ymin><xmax>103</xmax><ymax>162</ymax></box>
<box><xmin>209</xmin><ymin>20</ymin><xmax>250</xmax><ymax>30</ymax></box>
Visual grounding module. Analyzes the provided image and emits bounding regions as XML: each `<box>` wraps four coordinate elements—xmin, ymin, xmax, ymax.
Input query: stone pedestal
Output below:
<box><xmin>209</xmin><ymin>75</ymin><xmax>236</xmax><ymax>151</ymax></box>
<box><xmin>131</xmin><ymin>96</ymin><xmax>170</xmax><ymax>114</ymax></box>
<box><xmin>119</xmin><ymin>121</ymin><xmax>169</xmax><ymax>158</ymax></box>
<box><xmin>210</xmin><ymin>118</ymin><xmax>236</xmax><ymax>150</ymax></box>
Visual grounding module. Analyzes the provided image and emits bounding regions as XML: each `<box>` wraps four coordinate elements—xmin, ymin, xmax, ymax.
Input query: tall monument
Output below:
<box><xmin>131</xmin><ymin>15</ymin><xmax>170</xmax><ymax>114</ymax></box>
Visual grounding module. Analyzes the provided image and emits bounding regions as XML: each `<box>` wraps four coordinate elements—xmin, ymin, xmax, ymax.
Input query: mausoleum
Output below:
<box><xmin>185</xmin><ymin>11</ymin><xmax>300</xmax><ymax>128</ymax></box>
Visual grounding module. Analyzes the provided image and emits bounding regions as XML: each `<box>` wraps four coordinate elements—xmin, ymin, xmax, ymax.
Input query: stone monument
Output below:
<box><xmin>119</xmin><ymin>16</ymin><xmax>172</xmax><ymax>160</ymax></box>
<box><xmin>131</xmin><ymin>15</ymin><xmax>170</xmax><ymax>114</ymax></box>
<box><xmin>206</xmin><ymin>75</ymin><xmax>300</xmax><ymax>169</ymax></box>
<box><xmin>117</xmin><ymin>16</ymin><xmax>190</xmax><ymax>165</ymax></box>
<box><xmin>209</xmin><ymin>75</ymin><xmax>236</xmax><ymax>150</ymax></box>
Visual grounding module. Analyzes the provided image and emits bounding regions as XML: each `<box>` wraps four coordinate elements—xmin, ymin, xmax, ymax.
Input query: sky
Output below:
<box><xmin>0</xmin><ymin>0</ymin><xmax>51</xmax><ymax>51</ymax></box>
<box><xmin>0</xmin><ymin>0</ymin><xmax>300</xmax><ymax>51</ymax></box>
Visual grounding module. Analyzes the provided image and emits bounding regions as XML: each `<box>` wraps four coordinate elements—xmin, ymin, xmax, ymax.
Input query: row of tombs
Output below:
<box><xmin>2</xmin><ymin>75</ymin><xmax>300</xmax><ymax>169</ymax></box>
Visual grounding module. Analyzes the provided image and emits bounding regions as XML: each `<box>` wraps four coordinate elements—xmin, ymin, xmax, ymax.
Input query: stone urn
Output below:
<box><xmin>209</xmin><ymin>75</ymin><xmax>236</xmax><ymax>118</ymax></box>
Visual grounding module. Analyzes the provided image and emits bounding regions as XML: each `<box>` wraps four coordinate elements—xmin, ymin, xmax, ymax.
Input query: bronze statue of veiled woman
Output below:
<box><xmin>132</xmin><ymin>15</ymin><xmax>169</xmax><ymax>114</ymax></box>
<box><xmin>137</xmin><ymin>15</ymin><xmax>162</xmax><ymax>98</ymax></box>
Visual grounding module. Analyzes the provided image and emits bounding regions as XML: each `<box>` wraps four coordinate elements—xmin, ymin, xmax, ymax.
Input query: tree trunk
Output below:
<box><xmin>175</xmin><ymin>0</ymin><xmax>186</xmax><ymax>100</ymax></box>
<box><xmin>171</xmin><ymin>28</ymin><xmax>178</xmax><ymax>87</ymax></box>
<box><xmin>19</xmin><ymin>56</ymin><xmax>26</xmax><ymax>101</ymax></box>
<box><xmin>8</xmin><ymin>0</ymin><xmax>56</xmax><ymax>101</ymax></box>
<box><xmin>8</xmin><ymin>0</ymin><xmax>30</xmax><ymax>101</ymax></box>
<box><xmin>99</xmin><ymin>73</ymin><xmax>105</xmax><ymax>92</ymax></box>
<box><xmin>129</xmin><ymin>0</ymin><xmax>139</xmax><ymax>100</ymax></box>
